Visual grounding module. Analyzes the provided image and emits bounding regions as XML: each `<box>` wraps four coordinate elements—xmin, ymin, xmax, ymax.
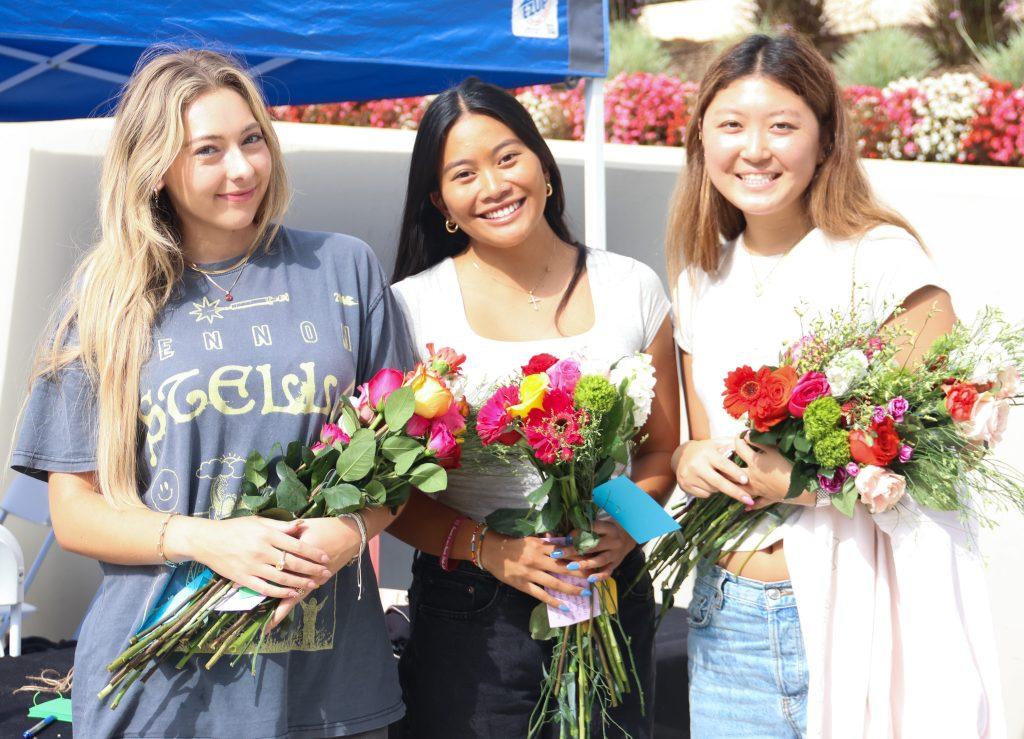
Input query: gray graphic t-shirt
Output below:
<box><xmin>12</xmin><ymin>227</ymin><xmax>413</xmax><ymax>738</ymax></box>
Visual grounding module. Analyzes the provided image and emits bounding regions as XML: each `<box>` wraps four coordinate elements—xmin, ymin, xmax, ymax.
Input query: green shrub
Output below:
<box><xmin>835</xmin><ymin>28</ymin><xmax>939</xmax><ymax>88</ymax></box>
<box><xmin>609</xmin><ymin>20</ymin><xmax>671</xmax><ymax>77</ymax></box>
<box><xmin>981</xmin><ymin>26</ymin><xmax>1024</xmax><ymax>86</ymax></box>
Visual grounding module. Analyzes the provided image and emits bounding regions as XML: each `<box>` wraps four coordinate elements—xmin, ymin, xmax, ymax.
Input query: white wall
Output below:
<box><xmin>1</xmin><ymin>119</ymin><xmax>1021</xmax><ymax>733</ymax></box>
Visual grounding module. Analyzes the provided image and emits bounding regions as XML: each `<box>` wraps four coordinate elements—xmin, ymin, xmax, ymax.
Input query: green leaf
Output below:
<box><xmin>393</xmin><ymin>449</ymin><xmax>421</xmax><ymax>476</ymax></box>
<box><xmin>793</xmin><ymin>435</ymin><xmax>812</xmax><ymax>454</ymax></box>
<box><xmin>258</xmin><ymin>507</ymin><xmax>295</xmax><ymax>521</ymax></box>
<box><xmin>365</xmin><ymin>479</ymin><xmax>387</xmax><ymax>505</ymax></box>
<box><xmin>593</xmin><ymin>457</ymin><xmax>616</xmax><ymax>487</ymax></box>
<box><xmin>385</xmin><ymin>481</ymin><xmax>412</xmax><ymax>507</ymax></box>
<box><xmin>244</xmin><ymin>450</ymin><xmax>269</xmax><ymax>487</ymax></box>
<box><xmin>381</xmin><ymin>435</ymin><xmax>423</xmax><ymax>461</ymax></box>
<box><xmin>409</xmin><ymin>462</ymin><xmax>447</xmax><ymax>494</ymax></box>
<box><xmin>321</xmin><ymin>483</ymin><xmax>364</xmax><ymax>514</ymax></box>
<box><xmin>339</xmin><ymin>401</ymin><xmax>361</xmax><ymax>436</ymax></box>
<box><xmin>275</xmin><ymin>461</ymin><xmax>309</xmax><ymax>512</ymax></box>
<box><xmin>600</xmin><ymin>400</ymin><xmax>626</xmax><ymax>455</ymax></box>
<box><xmin>285</xmin><ymin>441</ymin><xmax>304</xmax><ymax>468</ymax></box>
<box><xmin>539</xmin><ymin>494</ymin><xmax>563</xmax><ymax>533</ymax></box>
<box><xmin>485</xmin><ymin>507</ymin><xmax>537</xmax><ymax>536</ymax></box>
<box><xmin>526</xmin><ymin>476</ymin><xmax>554</xmax><ymax>506</ymax></box>
<box><xmin>787</xmin><ymin>462</ymin><xmax>816</xmax><ymax>500</ymax></box>
<box><xmin>831</xmin><ymin>483</ymin><xmax>858</xmax><ymax>518</ymax></box>
<box><xmin>749</xmin><ymin>430</ymin><xmax>779</xmax><ymax>447</ymax></box>
<box><xmin>529</xmin><ymin>602</ymin><xmax>558</xmax><ymax>641</ymax></box>
<box><xmin>240</xmin><ymin>494</ymin><xmax>265</xmax><ymax>512</ymax></box>
<box><xmin>610</xmin><ymin>437</ymin><xmax>629</xmax><ymax>465</ymax></box>
<box><xmin>383</xmin><ymin>386</ymin><xmax>416</xmax><ymax>431</ymax></box>
<box><xmin>336</xmin><ymin>428</ymin><xmax>376</xmax><ymax>482</ymax></box>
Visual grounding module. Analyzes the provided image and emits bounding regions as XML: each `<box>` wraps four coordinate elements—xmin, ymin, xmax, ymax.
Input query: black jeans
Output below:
<box><xmin>397</xmin><ymin>547</ymin><xmax>656</xmax><ymax>738</ymax></box>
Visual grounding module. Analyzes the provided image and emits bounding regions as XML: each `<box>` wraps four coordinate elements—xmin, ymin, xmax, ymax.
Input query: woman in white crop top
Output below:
<box><xmin>386</xmin><ymin>78</ymin><xmax>679</xmax><ymax>737</ymax></box>
<box><xmin>666</xmin><ymin>34</ymin><xmax>1004</xmax><ymax>737</ymax></box>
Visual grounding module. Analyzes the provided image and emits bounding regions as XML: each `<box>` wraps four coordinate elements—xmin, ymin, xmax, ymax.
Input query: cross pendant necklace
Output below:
<box><xmin>471</xmin><ymin>235</ymin><xmax>556</xmax><ymax>312</ymax></box>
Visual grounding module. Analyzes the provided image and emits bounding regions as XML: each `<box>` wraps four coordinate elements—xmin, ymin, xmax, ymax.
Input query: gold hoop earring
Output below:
<box><xmin>545</xmin><ymin>182</ymin><xmax>553</xmax><ymax>198</ymax></box>
<box><xmin>444</xmin><ymin>218</ymin><xmax>459</xmax><ymax>234</ymax></box>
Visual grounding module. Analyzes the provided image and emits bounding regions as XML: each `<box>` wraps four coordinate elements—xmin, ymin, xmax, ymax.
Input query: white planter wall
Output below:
<box><xmin>1</xmin><ymin>119</ymin><xmax>1021</xmax><ymax>733</ymax></box>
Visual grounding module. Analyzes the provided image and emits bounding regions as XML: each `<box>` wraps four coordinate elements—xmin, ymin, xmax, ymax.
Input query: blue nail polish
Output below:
<box><xmin>587</xmin><ymin>575</ymin><xmax>598</xmax><ymax>583</ymax></box>
<box><xmin>581</xmin><ymin>589</ymin><xmax>592</xmax><ymax>597</ymax></box>
<box><xmin>565</xmin><ymin>535</ymin><xmax>574</xmax><ymax>545</ymax></box>
<box><xmin>550</xmin><ymin>550</ymin><xmax>563</xmax><ymax>558</ymax></box>
<box><xmin>559</xmin><ymin>604</ymin><xmax>570</xmax><ymax>612</ymax></box>
<box><xmin>567</xmin><ymin>562</ymin><xmax>580</xmax><ymax>571</ymax></box>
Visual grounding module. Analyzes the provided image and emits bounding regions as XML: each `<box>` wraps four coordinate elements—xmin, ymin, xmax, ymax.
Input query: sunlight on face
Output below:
<box><xmin>434</xmin><ymin>113</ymin><xmax>549</xmax><ymax>250</ymax></box>
<box><xmin>701</xmin><ymin>75</ymin><xmax>821</xmax><ymax>225</ymax></box>
<box><xmin>163</xmin><ymin>88</ymin><xmax>272</xmax><ymax>246</ymax></box>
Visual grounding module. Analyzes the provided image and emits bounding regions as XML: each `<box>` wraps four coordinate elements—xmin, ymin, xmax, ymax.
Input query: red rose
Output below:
<box><xmin>849</xmin><ymin>416</ymin><xmax>901</xmax><ymax>466</ymax></box>
<box><xmin>522</xmin><ymin>353</ymin><xmax>559</xmax><ymax>375</ymax></box>
<box><xmin>749</xmin><ymin>365</ymin><xmax>798</xmax><ymax>432</ymax></box>
<box><xmin>944</xmin><ymin>382</ymin><xmax>979</xmax><ymax>422</ymax></box>
<box><xmin>723</xmin><ymin>365</ymin><xmax>764</xmax><ymax>419</ymax></box>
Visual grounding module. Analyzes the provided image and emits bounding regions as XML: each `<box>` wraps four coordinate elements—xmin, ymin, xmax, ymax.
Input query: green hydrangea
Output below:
<box><xmin>574</xmin><ymin>375</ymin><xmax>618</xmax><ymax>415</ymax></box>
<box><xmin>803</xmin><ymin>396</ymin><xmax>842</xmax><ymax>442</ymax></box>
<box><xmin>813</xmin><ymin>429</ymin><xmax>852</xmax><ymax>469</ymax></box>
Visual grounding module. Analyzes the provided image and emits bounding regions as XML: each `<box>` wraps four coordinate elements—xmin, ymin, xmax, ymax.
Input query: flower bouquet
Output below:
<box><xmin>99</xmin><ymin>345</ymin><xmax>468</xmax><ymax>709</ymax></box>
<box><xmin>647</xmin><ymin>307</ymin><xmax>1024</xmax><ymax>616</ymax></box>
<box><xmin>477</xmin><ymin>352</ymin><xmax>658</xmax><ymax>738</ymax></box>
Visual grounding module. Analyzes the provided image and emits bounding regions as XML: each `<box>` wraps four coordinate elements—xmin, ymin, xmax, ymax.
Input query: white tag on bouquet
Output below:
<box><xmin>546</xmin><ymin>573</ymin><xmax>599</xmax><ymax>627</ymax></box>
<box><xmin>213</xmin><ymin>586</ymin><xmax>267</xmax><ymax>612</ymax></box>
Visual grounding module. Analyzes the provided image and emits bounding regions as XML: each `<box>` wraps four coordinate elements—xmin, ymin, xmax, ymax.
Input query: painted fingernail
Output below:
<box><xmin>744</xmin><ymin>504</ymin><xmax>754</xmax><ymax>512</ymax></box>
<box><xmin>587</xmin><ymin>575</ymin><xmax>598</xmax><ymax>583</ymax></box>
<box><xmin>743</xmin><ymin>496</ymin><xmax>755</xmax><ymax>506</ymax></box>
<box><xmin>565</xmin><ymin>535</ymin><xmax>574</xmax><ymax>545</ymax></box>
<box><xmin>322</xmin><ymin>569</ymin><xmax>332</xmax><ymax>578</ymax></box>
<box><xmin>740</xmin><ymin>475</ymin><xmax>749</xmax><ymax>484</ymax></box>
<box><xmin>581</xmin><ymin>589</ymin><xmax>593</xmax><ymax>597</ymax></box>
<box><xmin>321</xmin><ymin>555</ymin><xmax>331</xmax><ymax>564</ymax></box>
<box><xmin>550</xmin><ymin>550</ymin><xmax>563</xmax><ymax>558</ymax></box>
<box><xmin>559</xmin><ymin>604</ymin><xmax>570</xmax><ymax>612</ymax></box>
<box><xmin>567</xmin><ymin>562</ymin><xmax>581</xmax><ymax>571</ymax></box>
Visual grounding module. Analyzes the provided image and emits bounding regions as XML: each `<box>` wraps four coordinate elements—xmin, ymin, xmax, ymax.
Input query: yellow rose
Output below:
<box><xmin>508</xmin><ymin>373</ymin><xmax>550</xmax><ymax>418</ymax></box>
<box><xmin>411</xmin><ymin>367</ymin><xmax>453</xmax><ymax>419</ymax></box>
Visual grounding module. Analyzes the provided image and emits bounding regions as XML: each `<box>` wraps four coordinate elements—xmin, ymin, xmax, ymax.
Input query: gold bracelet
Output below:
<box><xmin>157</xmin><ymin>512</ymin><xmax>181</xmax><ymax>568</ymax></box>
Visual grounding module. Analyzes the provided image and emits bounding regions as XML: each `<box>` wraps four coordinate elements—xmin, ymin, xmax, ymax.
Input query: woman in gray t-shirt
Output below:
<box><xmin>12</xmin><ymin>49</ymin><xmax>411</xmax><ymax>738</ymax></box>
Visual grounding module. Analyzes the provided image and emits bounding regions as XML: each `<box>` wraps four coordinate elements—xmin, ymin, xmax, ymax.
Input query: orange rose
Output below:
<box><xmin>944</xmin><ymin>381</ymin><xmax>979</xmax><ymax>423</ymax></box>
<box><xmin>849</xmin><ymin>416</ymin><xmax>901</xmax><ymax>466</ymax></box>
<box><xmin>749</xmin><ymin>365</ymin><xmax>798</xmax><ymax>432</ymax></box>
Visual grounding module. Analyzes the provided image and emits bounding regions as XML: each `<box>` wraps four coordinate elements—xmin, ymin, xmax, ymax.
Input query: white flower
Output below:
<box><xmin>824</xmin><ymin>348</ymin><xmax>869</xmax><ymax>397</ymax></box>
<box><xmin>609</xmin><ymin>353</ymin><xmax>657</xmax><ymax>427</ymax></box>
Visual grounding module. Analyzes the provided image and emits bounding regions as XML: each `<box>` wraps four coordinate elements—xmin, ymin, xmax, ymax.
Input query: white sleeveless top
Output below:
<box><xmin>675</xmin><ymin>225</ymin><xmax>1006</xmax><ymax>737</ymax></box>
<box><xmin>393</xmin><ymin>248</ymin><xmax>670</xmax><ymax>521</ymax></box>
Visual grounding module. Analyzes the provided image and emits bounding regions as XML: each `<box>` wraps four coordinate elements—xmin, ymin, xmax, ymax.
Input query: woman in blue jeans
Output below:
<box><xmin>666</xmin><ymin>33</ymin><xmax>982</xmax><ymax>738</ymax></box>
<box><xmin>387</xmin><ymin>77</ymin><xmax>679</xmax><ymax>737</ymax></box>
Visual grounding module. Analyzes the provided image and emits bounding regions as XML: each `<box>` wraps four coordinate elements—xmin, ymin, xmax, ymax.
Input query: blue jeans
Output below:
<box><xmin>687</xmin><ymin>564</ymin><xmax>808</xmax><ymax>738</ymax></box>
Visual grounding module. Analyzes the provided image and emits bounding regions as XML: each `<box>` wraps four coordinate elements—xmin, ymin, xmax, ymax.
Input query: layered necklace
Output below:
<box><xmin>186</xmin><ymin>241</ymin><xmax>260</xmax><ymax>302</ymax></box>
<box><xmin>470</xmin><ymin>235</ymin><xmax>557</xmax><ymax>311</ymax></box>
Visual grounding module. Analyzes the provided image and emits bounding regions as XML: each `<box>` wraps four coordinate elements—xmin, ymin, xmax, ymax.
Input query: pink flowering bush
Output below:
<box><xmin>269</xmin><ymin>72</ymin><xmax>1024</xmax><ymax>166</ymax></box>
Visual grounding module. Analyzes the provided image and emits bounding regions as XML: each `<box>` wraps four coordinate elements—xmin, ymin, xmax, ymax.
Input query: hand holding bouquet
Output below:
<box><xmin>478</xmin><ymin>352</ymin><xmax>658</xmax><ymax>738</ymax></box>
<box><xmin>99</xmin><ymin>345</ymin><xmax>467</xmax><ymax>709</ymax></box>
<box><xmin>648</xmin><ymin>307</ymin><xmax>1024</xmax><ymax>614</ymax></box>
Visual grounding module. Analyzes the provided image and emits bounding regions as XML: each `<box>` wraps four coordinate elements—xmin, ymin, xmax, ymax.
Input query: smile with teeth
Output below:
<box><xmin>737</xmin><ymin>173</ymin><xmax>781</xmax><ymax>186</ymax></box>
<box><xmin>481</xmin><ymin>199</ymin><xmax>525</xmax><ymax>220</ymax></box>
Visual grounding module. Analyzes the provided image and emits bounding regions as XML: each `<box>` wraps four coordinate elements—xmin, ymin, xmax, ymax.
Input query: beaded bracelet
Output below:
<box><xmin>440</xmin><ymin>515</ymin><xmax>468</xmax><ymax>572</ymax></box>
<box><xmin>156</xmin><ymin>512</ymin><xmax>181</xmax><ymax>568</ymax></box>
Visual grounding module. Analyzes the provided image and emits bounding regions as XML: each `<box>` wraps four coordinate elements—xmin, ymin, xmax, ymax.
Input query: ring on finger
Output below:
<box><xmin>275</xmin><ymin>550</ymin><xmax>287</xmax><ymax>571</ymax></box>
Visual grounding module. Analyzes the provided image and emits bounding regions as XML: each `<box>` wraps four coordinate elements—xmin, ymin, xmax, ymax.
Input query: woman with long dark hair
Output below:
<box><xmin>388</xmin><ymin>77</ymin><xmax>679</xmax><ymax>737</ymax></box>
<box><xmin>667</xmin><ymin>33</ymin><xmax>1005</xmax><ymax>737</ymax></box>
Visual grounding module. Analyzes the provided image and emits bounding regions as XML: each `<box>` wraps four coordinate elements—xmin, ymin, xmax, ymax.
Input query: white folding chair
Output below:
<box><xmin>0</xmin><ymin>524</ymin><xmax>25</xmax><ymax>656</ymax></box>
<box><xmin>0</xmin><ymin>475</ymin><xmax>52</xmax><ymax>652</ymax></box>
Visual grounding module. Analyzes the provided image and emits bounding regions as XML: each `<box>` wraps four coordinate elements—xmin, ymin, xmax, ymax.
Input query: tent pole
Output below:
<box><xmin>582</xmin><ymin>77</ymin><xmax>606</xmax><ymax>251</ymax></box>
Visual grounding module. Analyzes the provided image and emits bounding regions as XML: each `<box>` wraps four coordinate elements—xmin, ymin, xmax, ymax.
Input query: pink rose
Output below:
<box><xmin>788</xmin><ymin>371</ymin><xmax>831</xmax><ymax>418</ymax></box>
<box><xmin>897</xmin><ymin>444</ymin><xmax>914</xmax><ymax>463</ymax></box>
<box><xmin>887</xmin><ymin>396</ymin><xmax>909</xmax><ymax>423</ymax></box>
<box><xmin>405</xmin><ymin>413</ymin><xmax>431</xmax><ymax>437</ymax></box>
<box><xmin>311</xmin><ymin>441</ymin><xmax>327</xmax><ymax>453</ymax></box>
<box><xmin>854</xmin><ymin>465</ymin><xmax>906</xmax><ymax>514</ymax></box>
<box><xmin>995</xmin><ymin>366</ymin><xmax>1019</xmax><ymax>400</ymax></box>
<box><xmin>352</xmin><ymin>386</ymin><xmax>374</xmax><ymax>422</ymax></box>
<box><xmin>426</xmin><ymin>421</ymin><xmax>461</xmax><ymax>469</ymax></box>
<box><xmin>366</xmin><ymin>368</ymin><xmax>405</xmax><ymax>409</ymax></box>
<box><xmin>964</xmin><ymin>395</ymin><xmax>1009</xmax><ymax>446</ymax></box>
<box><xmin>547</xmin><ymin>359</ymin><xmax>582</xmax><ymax>394</ymax></box>
<box><xmin>320</xmin><ymin>423</ymin><xmax>350</xmax><ymax>446</ymax></box>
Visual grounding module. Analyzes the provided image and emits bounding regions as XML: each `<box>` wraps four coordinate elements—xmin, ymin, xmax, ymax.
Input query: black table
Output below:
<box><xmin>0</xmin><ymin>638</ymin><xmax>75</xmax><ymax>739</ymax></box>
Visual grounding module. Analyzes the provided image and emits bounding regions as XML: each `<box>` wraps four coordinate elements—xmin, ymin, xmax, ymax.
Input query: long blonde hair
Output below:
<box><xmin>34</xmin><ymin>48</ymin><xmax>290</xmax><ymax>508</ymax></box>
<box><xmin>666</xmin><ymin>32</ymin><xmax>921</xmax><ymax>285</ymax></box>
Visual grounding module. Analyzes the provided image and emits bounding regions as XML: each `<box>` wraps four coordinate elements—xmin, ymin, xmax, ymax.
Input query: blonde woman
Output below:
<box><xmin>668</xmin><ymin>34</ymin><xmax>1004</xmax><ymax>738</ymax></box>
<box><xmin>11</xmin><ymin>49</ymin><xmax>411</xmax><ymax>737</ymax></box>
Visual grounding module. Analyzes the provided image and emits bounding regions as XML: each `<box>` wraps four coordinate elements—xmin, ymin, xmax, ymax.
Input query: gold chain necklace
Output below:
<box><xmin>187</xmin><ymin>242</ymin><xmax>260</xmax><ymax>302</ymax></box>
<box><xmin>742</xmin><ymin>238</ymin><xmax>797</xmax><ymax>298</ymax></box>
<box><xmin>470</xmin><ymin>235</ymin><xmax>556</xmax><ymax>311</ymax></box>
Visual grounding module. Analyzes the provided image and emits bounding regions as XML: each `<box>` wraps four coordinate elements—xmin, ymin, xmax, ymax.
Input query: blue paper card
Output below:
<box><xmin>138</xmin><ymin>567</ymin><xmax>214</xmax><ymax>633</ymax></box>
<box><xmin>594</xmin><ymin>477</ymin><xmax>679</xmax><ymax>544</ymax></box>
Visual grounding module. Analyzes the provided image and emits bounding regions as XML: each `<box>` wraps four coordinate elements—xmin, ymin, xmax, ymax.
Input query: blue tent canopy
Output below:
<box><xmin>0</xmin><ymin>1</ymin><xmax>608</xmax><ymax>122</ymax></box>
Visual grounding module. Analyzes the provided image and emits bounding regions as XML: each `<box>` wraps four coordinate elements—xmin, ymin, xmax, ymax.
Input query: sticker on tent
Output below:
<box><xmin>512</xmin><ymin>0</ymin><xmax>558</xmax><ymax>39</ymax></box>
